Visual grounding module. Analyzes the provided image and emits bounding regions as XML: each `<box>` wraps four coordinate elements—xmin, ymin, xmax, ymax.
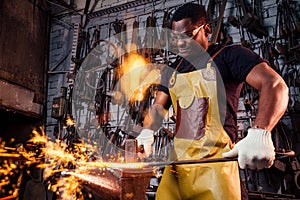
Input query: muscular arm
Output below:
<box><xmin>246</xmin><ymin>62</ymin><xmax>289</xmax><ymax>131</ymax></box>
<box><xmin>143</xmin><ymin>91</ymin><xmax>171</xmax><ymax>130</ymax></box>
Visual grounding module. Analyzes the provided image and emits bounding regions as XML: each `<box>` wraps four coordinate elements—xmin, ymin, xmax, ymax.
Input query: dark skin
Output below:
<box><xmin>145</xmin><ymin>18</ymin><xmax>288</xmax><ymax>133</ymax></box>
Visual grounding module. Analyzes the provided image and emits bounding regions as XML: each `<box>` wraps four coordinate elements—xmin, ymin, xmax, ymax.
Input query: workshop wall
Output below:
<box><xmin>46</xmin><ymin>0</ymin><xmax>300</xmax><ymax>135</ymax></box>
<box><xmin>47</xmin><ymin>17</ymin><xmax>74</xmax><ymax>129</ymax></box>
<box><xmin>46</xmin><ymin>0</ymin><xmax>300</xmax><ymax>140</ymax></box>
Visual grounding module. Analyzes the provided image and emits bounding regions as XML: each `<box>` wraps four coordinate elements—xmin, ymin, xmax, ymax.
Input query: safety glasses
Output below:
<box><xmin>172</xmin><ymin>24</ymin><xmax>205</xmax><ymax>40</ymax></box>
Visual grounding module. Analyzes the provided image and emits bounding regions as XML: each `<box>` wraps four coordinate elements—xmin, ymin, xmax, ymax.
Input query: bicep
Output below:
<box><xmin>245</xmin><ymin>62</ymin><xmax>282</xmax><ymax>91</ymax></box>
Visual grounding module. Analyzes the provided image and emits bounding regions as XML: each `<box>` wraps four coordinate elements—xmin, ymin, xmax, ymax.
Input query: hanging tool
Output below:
<box><xmin>159</xmin><ymin>9</ymin><xmax>172</xmax><ymax>48</ymax></box>
<box><xmin>90</xmin><ymin>25</ymin><xmax>101</xmax><ymax>49</ymax></box>
<box><xmin>121</xmin><ymin>22</ymin><xmax>127</xmax><ymax>51</ymax></box>
<box><xmin>142</xmin><ymin>15</ymin><xmax>161</xmax><ymax>61</ymax></box>
<box><xmin>141</xmin><ymin>16</ymin><xmax>153</xmax><ymax>60</ymax></box>
<box><xmin>130</xmin><ymin>19</ymin><xmax>141</xmax><ymax>53</ymax></box>
<box><xmin>276</xmin><ymin>0</ymin><xmax>300</xmax><ymax>65</ymax></box>
<box><xmin>238</xmin><ymin>0</ymin><xmax>268</xmax><ymax>39</ymax></box>
<box><xmin>112</xmin><ymin>18</ymin><xmax>123</xmax><ymax>42</ymax></box>
<box><xmin>207</xmin><ymin>0</ymin><xmax>228</xmax><ymax>44</ymax></box>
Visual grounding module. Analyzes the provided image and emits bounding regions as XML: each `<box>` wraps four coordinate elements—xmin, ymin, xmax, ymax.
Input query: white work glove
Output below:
<box><xmin>222</xmin><ymin>128</ymin><xmax>275</xmax><ymax>170</ymax></box>
<box><xmin>136</xmin><ymin>129</ymin><xmax>154</xmax><ymax>157</ymax></box>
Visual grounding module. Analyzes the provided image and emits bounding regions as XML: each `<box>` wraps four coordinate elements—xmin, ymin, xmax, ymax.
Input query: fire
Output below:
<box><xmin>119</xmin><ymin>53</ymin><xmax>147</xmax><ymax>75</ymax></box>
<box><xmin>0</xmin><ymin>127</ymin><xmax>157</xmax><ymax>199</ymax></box>
<box><xmin>118</xmin><ymin>53</ymin><xmax>160</xmax><ymax>102</ymax></box>
<box><xmin>65</xmin><ymin>115</ymin><xmax>76</xmax><ymax>126</ymax></box>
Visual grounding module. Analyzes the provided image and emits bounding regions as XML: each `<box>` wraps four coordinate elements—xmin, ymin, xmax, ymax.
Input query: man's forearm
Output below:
<box><xmin>143</xmin><ymin>103</ymin><xmax>167</xmax><ymax>131</ymax></box>
<box><xmin>253</xmin><ymin>79</ymin><xmax>289</xmax><ymax>131</ymax></box>
<box><xmin>246</xmin><ymin>62</ymin><xmax>289</xmax><ymax>131</ymax></box>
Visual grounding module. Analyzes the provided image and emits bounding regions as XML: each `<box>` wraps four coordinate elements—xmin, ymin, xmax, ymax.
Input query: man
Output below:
<box><xmin>136</xmin><ymin>3</ymin><xmax>289</xmax><ymax>200</ymax></box>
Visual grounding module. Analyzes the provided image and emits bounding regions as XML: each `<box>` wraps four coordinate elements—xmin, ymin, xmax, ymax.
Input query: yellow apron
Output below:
<box><xmin>155</xmin><ymin>63</ymin><xmax>241</xmax><ymax>200</ymax></box>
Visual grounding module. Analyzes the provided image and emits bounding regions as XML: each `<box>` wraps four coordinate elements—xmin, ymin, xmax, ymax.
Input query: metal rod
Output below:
<box><xmin>145</xmin><ymin>150</ymin><xmax>295</xmax><ymax>168</ymax></box>
<box><xmin>146</xmin><ymin>157</ymin><xmax>238</xmax><ymax>168</ymax></box>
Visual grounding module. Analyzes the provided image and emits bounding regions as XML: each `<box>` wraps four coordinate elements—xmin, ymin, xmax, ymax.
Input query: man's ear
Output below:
<box><xmin>204</xmin><ymin>24</ymin><xmax>211</xmax><ymax>37</ymax></box>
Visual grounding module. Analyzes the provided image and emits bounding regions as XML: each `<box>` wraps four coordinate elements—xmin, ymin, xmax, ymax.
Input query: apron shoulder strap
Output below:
<box><xmin>205</xmin><ymin>45</ymin><xmax>226</xmax><ymax>80</ymax></box>
<box><xmin>209</xmin><ymin>45</ymin><xmax>226</xmax><ymax>61</ymax></box>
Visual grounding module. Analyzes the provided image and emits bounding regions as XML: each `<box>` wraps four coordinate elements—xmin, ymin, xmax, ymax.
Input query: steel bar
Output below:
<box><xmin>145</xmin><ymin>150</ymin><xmax>295</xmax><ymax>168</ymax></box>
<box><xmin>145</xmin><ymin>157</ymin><xmax>238</xmax><ymax>168</ymax></box>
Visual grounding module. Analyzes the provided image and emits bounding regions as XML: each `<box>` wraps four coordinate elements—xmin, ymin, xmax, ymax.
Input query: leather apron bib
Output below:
<box><xmin>156</xmin><ymin>61</ymin><xmax>241</xmax><ymax>200</ymax></box>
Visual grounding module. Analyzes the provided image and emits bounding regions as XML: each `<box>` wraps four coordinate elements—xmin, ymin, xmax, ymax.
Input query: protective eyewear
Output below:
<box><xmin>172</xmin><ymin>24</ymin><xmax>205</xmax><ymax>40</ymax></box>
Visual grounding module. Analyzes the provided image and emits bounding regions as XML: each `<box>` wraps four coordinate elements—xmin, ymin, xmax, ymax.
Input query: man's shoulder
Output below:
<box><xmin>209</xmin><ymin>44</ymin><xmax>244</xmax><ymax>53</ymax></box>
<box><xmin>223</xmin><ymin>44</ymin><xmax>247</xmax><ymax>51</ymax></box>
<box><xmin>211</xmin><ymin>44</ymin><xmax>254</xmax><ymax>60</ymax></box>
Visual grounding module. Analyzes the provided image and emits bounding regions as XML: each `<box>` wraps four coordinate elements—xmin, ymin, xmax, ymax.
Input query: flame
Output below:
<box><xmin>65</xmin><ymin>116</ymin><xmax>76</xmax><ymax>126</ymax></box>
<box><xmin>0</xmin><ymin>127</ymin><xmax>156</xmax><ymax>199</ymax></box>
<box><xmin>118</xmin><ymin>53</ymin><xmax>160</xmax><ymax>102</ymax></box>
<box><xmin>119</xmin><ymin>53</ymin><xmax>147</xmax><ymax>75</ymax></box>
